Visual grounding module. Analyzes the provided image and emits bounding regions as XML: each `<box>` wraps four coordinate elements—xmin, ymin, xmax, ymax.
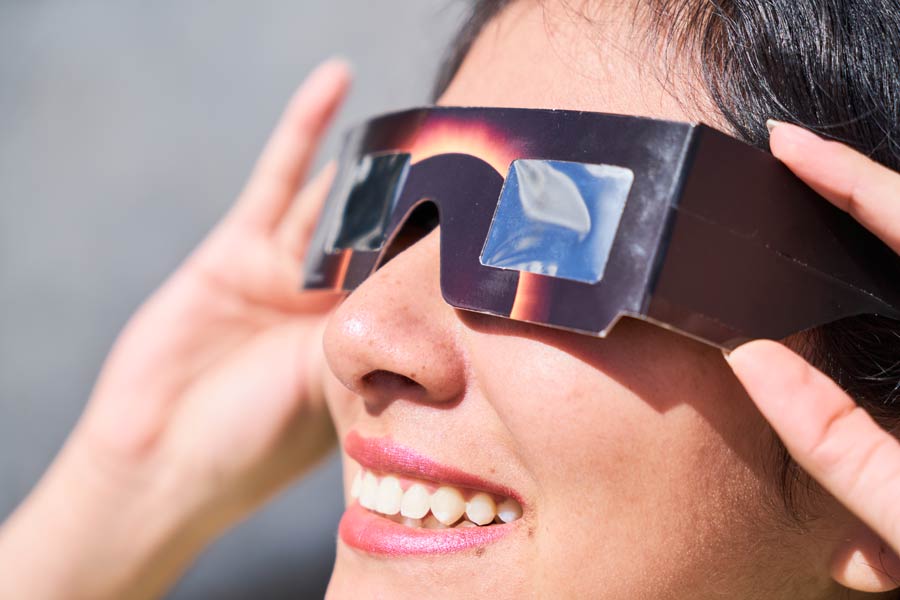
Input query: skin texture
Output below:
<box><xmin>322</xmin><ymin>3</ymin><xmax>888</xmax><ymax>598</ymax></box>
<box><xmin>0</xmin><ymin>60</ymin><xmax>352</xmax><ymax>600</ymax></box>
<box><xmin>3</xmin><ymin>4</ymin><xmax>900</xmax><ymax>600</ymax></box>
<box><xmin>729</xmin><ymin>121</ymin><xmax>900</xmax><ymax>593</ymax></box>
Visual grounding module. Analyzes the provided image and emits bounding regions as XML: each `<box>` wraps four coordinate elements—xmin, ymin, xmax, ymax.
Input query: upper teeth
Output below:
<box><xmin>376</xmin><ymin>476</ymin><xmax>403</xmax><ymax>515</ymax></box>
<box><xmin>400</xmin><ymin>483</ymin><xmax>430</xmax><ymax>519</ymax></box>
<box><xmin>350</xmin><ymin>469</ymin><xmax>522</xmax><ymax>527</ymax></box>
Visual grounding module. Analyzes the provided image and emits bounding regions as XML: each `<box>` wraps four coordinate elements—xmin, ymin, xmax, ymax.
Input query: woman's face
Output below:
<box><xmin>322</xmin><ymin>3</ymin><xmax>836</xmax><ymax>598</ymax></box>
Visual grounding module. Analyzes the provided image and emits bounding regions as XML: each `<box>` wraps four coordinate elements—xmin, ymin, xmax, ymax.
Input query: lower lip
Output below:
<box><xmin>338</xmin><ymin>503</ymin><xmax>515</xmax><ymax>556</ymax></box>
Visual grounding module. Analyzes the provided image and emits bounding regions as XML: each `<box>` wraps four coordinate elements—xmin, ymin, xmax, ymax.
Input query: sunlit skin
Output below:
<box><xmin>3</xmin><ymin>3</ymin><xmax>900</xmax><ymax>599</ymax></box>
<box><xmin>321</xmin><ymin>3</ymin><xmax>878</xmax><ymax>598</ymax></box>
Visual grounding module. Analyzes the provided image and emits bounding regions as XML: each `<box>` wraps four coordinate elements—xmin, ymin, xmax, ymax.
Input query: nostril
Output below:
<box><xmin>361</xmin><ymin>369</ymin><xmax>426</xmax><ymax>395</ymax></box>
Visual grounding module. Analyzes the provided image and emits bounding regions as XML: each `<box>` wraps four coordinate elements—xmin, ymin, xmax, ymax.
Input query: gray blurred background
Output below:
<box><xmin>0</xmin><ymin>2</ymin><xmax>467</xmax><ymax>597</ymax></box>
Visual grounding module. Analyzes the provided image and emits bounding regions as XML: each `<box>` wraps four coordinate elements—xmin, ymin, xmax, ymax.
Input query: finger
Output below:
<box><xmin>767</xmin><ymin>120</ymin><xmax>900</xmax><ymax>254</ymax></box>
<box><xmin>275</xmin><ymin>162</ymin><xmax>337</xmax><ymax>260</ymax></box>
<box><xmin>228</xmin><ymin>59</ymin><xmax>351</xmax><ymax>232</ymax></box>
<box><xmin>726</xmin><ymin>340</ymin><xmax>900</xmax><ymax>552</ymax></box>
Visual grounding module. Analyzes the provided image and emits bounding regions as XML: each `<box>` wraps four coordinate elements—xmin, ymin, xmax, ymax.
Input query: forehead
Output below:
<box><xmin>438</xmin><ymin>1</ymin><xmax>701</xmax><ymax>122</ymax></box>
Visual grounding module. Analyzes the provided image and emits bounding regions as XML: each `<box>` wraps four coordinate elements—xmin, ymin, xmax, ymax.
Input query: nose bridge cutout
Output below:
<box><xmin>376</xmin><ymin>200</ymin><xmax>440</xmax><ymax>269</ymax></box>
<box><xmin>322</xmin><ymin>195</ymin><xmax>468</xmax><ymax>410</ymax></box>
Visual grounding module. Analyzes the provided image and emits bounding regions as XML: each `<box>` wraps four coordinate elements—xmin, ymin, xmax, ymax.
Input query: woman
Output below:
<box><xmin>1</xmin><ymin>0</ymin><xmax>899</xmax><ymax>598</ymax></box>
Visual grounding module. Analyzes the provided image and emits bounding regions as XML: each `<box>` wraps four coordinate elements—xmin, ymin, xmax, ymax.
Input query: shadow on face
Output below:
<box><xmin>320</xmin><ymin>2</ymin><xmax>855</xmax><ymax>597</ymax></box>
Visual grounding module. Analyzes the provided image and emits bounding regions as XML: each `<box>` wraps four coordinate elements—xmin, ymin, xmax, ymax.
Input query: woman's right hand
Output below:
<box><xmin>0</xmin><ymin>59</ymin><xmax>351</xmax><ymax>600</ymax></box>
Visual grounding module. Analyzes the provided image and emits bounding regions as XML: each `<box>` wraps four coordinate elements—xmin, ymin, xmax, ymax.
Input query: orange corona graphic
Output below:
<box><xmin>333</xmin><ymin>248</ymin><xmax>354</xmax><ymax>291</ymax></box>
<box><xmin>509</xmin><ymin>272</ymin><xmax>552</xmax><ymax>323</ymax></box>
<box><xmin>405</xmin><ymin>118</ymin><xmax>523</xmax><ymax>175</ymax></box>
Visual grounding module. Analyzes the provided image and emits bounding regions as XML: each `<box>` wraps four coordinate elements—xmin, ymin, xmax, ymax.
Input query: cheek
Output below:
<box><xmin>467</xmin><ymin>323</ymin><xmax>712</xmax><ymax>503</ymax></box>
<box><xmin>322</xmin><ymin>355</ymin><xmax>371</xmax><ymax>465</ymax></box>
<box><xmin>465</xmin><ymin>319</ymin><xmax>777</xmax><ymax>596</ymax></box>
<box><xmin>465</xmin><ymin>319</ymin><xmax>749</xmax><ymax>485</ymax></box>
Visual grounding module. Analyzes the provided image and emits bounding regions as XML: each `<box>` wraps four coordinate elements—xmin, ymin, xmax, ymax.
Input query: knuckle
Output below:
<box><xmin>804</xmin><ymin>405</ymin><xmax>863</xmax><ymax>473</ymax></box>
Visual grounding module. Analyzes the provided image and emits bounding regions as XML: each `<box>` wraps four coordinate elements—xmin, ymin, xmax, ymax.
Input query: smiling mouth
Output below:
<box><xmin>339</xmin><ymin>431</ymin><xmax>525</xmax><ymax>555</ymax></box>
<box><xmin>351</xmin><ymin>468</ymin><xmax>523</xmax><ymax>528</ymax></box>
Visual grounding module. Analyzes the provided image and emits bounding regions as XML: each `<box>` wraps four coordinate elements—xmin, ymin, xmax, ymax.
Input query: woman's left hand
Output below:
<box><xmin>0</xmin><ymin>59</ymin><xmax>351</xmax><ymax>600</ymax></box>
<box><xmin>726</xmin><ymin>121</ymin><xmax>900</xmax><ymax>555</ymax></box>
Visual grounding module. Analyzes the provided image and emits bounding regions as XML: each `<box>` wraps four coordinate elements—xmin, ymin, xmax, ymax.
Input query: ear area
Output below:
<box><xmin>829</xmin><ymin>523</ymin><xmax>900</xmax><ymax>593</ymax></box>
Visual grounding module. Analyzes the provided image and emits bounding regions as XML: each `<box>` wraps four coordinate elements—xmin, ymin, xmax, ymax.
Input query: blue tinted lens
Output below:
<box><xmin>328</xmin><ymin>153</ymin><xmax>411</xmax><ymax>252</ymax></box>
<box><xmin>480</xmin><ymin>159</ymin><xmax>633</xmax><ymax>284</ymax></box>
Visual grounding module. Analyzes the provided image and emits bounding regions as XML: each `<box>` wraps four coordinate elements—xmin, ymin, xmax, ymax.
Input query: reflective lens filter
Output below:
<box><xmin>480</xmin><ymin>160</ymin><xmax>633</xmax><ymax>283</ymax></box>
<box><xmin>328</xmin><ymin>152</ymin><xmax>411</xmax><ymax>252</ymax></box>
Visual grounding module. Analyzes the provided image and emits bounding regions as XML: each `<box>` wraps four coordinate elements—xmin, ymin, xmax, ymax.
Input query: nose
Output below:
<box><xmin>322</xmin><ymin>228</ymin><xmax>467</xmax><ymax>412</ymax></box>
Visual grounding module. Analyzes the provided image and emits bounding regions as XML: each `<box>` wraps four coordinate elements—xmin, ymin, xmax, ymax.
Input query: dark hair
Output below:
<box><xmin>435</xmin><ymin>0</ymin><xmax>900</xmax><ymax>520</ymax></box>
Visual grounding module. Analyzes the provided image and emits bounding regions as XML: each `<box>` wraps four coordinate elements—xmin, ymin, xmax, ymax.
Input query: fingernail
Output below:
<box><xmin>722</xmin><ymin>341</ymin><xmax>756</xmax><ymax>366</ymax></box>
<box><xmin>765</xmin><ymin>119</ymin><xmax>824</xmax><ymax>144</ymax></box>
<box><xmin>722</xmin><ymin>346</ymin><xmax>739</xmax><ymax>364</ymax></box>
<box><xmin>322</xmin><ymin>56</ymin><xmax>354</xmax><ymax>78</ymax></box>
<box><xmin>304</xmin><ymin>58</ymin><xmax>352</xmax><ymax>92</ymax></box>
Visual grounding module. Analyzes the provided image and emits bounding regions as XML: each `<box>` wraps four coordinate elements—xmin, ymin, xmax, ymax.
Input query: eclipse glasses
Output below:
<box><xmin>302</xmin><ymin>107</ymin><xmax>900</xmax><ymax>349</ymax></box>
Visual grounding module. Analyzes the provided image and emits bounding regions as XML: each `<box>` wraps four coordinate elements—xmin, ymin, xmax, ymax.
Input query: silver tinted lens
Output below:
<box><xmin>480</xmin><ymin>159</ymin><xmax>633</xmax><ymax>283</ymax></box>
<box><xmin>327</xmin><ymin>152</ymin><xmax>411</xmax><ymax>252</ymax></box>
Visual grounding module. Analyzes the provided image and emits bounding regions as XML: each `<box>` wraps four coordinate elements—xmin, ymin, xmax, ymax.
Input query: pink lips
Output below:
<box><xmin>338</xmin><ymin>431</ymin><xmax>522</xmax><ymax>556</ymax></box>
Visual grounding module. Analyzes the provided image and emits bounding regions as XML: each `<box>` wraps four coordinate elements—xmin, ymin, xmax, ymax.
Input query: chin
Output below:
<box><xmin>326</xmin><ymin>540</ymin><xmax>531</xmax><ymax>600</ymax></box>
